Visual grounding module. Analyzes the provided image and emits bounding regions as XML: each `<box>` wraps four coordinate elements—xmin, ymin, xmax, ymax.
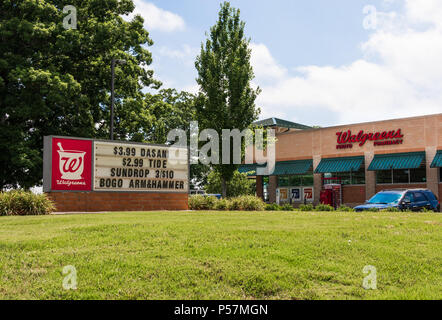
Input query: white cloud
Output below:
<box><xmin>181</xmin><ymin>83</ymin><xmax>199</xmax><ymax>94</ymax></box>
<box><xmin>157</xmin><ymin>44</ymin><xmax>199</xmax><ymax>65</ymax></box>
<box><xmin>151</xmin><ymin>44</ymin><xmax>199</xmax><ymax>92</ymax></box>
<box><xmin>153</xmin><ymin>76</ymin><xmax>199</xmax><ymax>95</ymax></box>
<box><xmin>125</xmin><ymin>1</ymin><xmax>185</xmax><ymax>32</ymax></box>
<box><xmin>404</xmin><ymin>0</ymin><xmax>442</xmax><ymax>27</ymax></box>
<box><xmin>250</xmin><ymin>43</ymin><xmax>287</xmax><ymax>82</ymax></box>
<box><xmin>251</xmin><ymin>0</ymin><xmax>442</xmax><ymax>126</ymax></box>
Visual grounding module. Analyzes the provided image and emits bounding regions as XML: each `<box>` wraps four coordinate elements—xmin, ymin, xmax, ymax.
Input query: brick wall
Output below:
<box><xmin>364</xmin><ymin>152</ymin><xmax>376</xmax><ymax>200</ymax></box>
<box><xmin>47</xmin><ymin>192</ymin><xmax>188</xmax><ymax>212</ymax></box>
<box><xmin>275</xmin><ymin>113</ymin><xmax>442</xmax><ymax>162</ymax></box>
<box><xmin>268</xmin><ymin>176</ymin><xmax>278</xmax><ymax>203</ymax></box>
<box><xmin>256</xmin><ymin>176</ymin><xmax>263</xmax><ymax>200</ymax></box>
<box><xmin>375</xmin><ymin>184</ymin><xmax>427</xmax><ymax>193</ymax></box>
<box><xmin>426</xmin><ymin>148</ymin><xmax>439</xmax><ymax>197</ymax></box>
<box><xmin>439</xmin><ymin>184</ymin><xmax>442</xmax><ymax>202</ymax></box>
<box><xmin>313</xmin><ymin>156</ymin><xmax>322</xmax><ymax>205</ymax></box>
<box><xmin>342</xmin><ymin>185</ymin><xmax>366</xmax><ymax>207</ymax></box>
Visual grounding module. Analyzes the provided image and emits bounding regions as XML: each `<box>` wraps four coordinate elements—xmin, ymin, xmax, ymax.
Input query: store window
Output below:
<box><xmin>323</xmin><ymin>165</ymin><xmax>365</xmax><ymax>185</ymax></box>
<box><xmin>410</xmin><ymin>165</ymin><xmax>426</xmax><ymax>183</ymax></box>
<box><xmin>301</xmin><ymin>174</ymin><xmax>314</xmax><ymax>186</ymax></box>
<box><xmin>376</xmin><ymin>170</ymin><xmax>392</xmax><ymax>184</ymax></box>
<box><xmin>376</xmin><ymin>164</ymin><xmax>427</xmax><ymax>184</ymax></box>
<box><xmin>278</xmin><ymin>176</ymin><xmax>290</xmax><ymax>187</ymax></box>
<box><xmin>393</xmin><ymin>169</ymin><xmax>409</xmax><ymax>184</ymax></box>
<box><xmin>324</xmin><ymin>172</ymin><xmax>350</xmax><ymax>185</ymax></box>
<box><xmin>352</xmin><ymin>166</ymin><xmax>366</xmax><ymax>185</ymax></box>
<box><xmin>277</xmin><ymin>172</ymin><xmax>314</xmax><ymax>187</ymax></box>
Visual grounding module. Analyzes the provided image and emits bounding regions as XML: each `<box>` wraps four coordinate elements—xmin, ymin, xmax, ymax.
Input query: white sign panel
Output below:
<box><xmin>93</xmin><ymin>141</ymin><xmax>188</xmax><ymax>193</ymax></box>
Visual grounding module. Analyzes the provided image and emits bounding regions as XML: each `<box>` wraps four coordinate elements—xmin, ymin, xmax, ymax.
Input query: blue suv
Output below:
<box><xmin>354</xmin><ymin>189</ymin><xmax>440</xmax><ymax>212</ymax></box>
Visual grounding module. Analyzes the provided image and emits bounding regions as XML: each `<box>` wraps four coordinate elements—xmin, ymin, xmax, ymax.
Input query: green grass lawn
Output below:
<box><xmin>0</xmin><ymin>210</ymin><xmax>441</xmax><ymax>300</ymax></box>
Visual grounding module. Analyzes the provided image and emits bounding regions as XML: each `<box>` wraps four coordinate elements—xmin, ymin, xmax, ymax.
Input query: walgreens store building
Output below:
<box><xmin>242</xmin><ymin>113</ymin><xmax>442</xmax><ymax>207</ymax></box>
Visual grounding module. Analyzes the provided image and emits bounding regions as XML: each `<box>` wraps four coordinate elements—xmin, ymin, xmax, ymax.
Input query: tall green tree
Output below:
<box><xmin>143</xmin><ymin>89</ymin><xmax>196</xmax><ymax>144</ymax></box>
<box><xmin>195</xmin><ymin>2</ymin><xmax>261</xmax><ymax>198</ymax></box>
<box><xmin>141</xmin><ymin>89</ymin><xmax>210</xmax><ymax>190</ymax></box>
<box><xmin>205</xmin><ymin>170</ymin><xmax>255</xmax><ymax>197</ymax></box>
<box><xmin>0</xmin><ymin>0</ymin><xmax>160</xmax><ymax>189</ymax></box>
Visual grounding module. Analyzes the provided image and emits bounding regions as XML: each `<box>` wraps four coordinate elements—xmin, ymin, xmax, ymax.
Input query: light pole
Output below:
<box><xmin>110</xmin><ymin>58</ymin><xmax>126</xmax><ymax>140</ymax></box>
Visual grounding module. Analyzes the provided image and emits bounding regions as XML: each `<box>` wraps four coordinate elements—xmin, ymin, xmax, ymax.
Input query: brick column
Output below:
<box><xmin>313</xmin><ymin>155</ymin><xmax>322</xmax><ymax>205</ymax></box>
<box><xmin>426</xmin><ymin>147</ymin><xmax>439</xmax><ymax>197</ymax></box>
<box><xmin>256</xmin><ymin>176</ymin><xmax>264</xmax><ymax>200</ymax></box>
<box><xmin>365</xmin><ymin>152</ymin><xmax>376</xmax><ymax>201</ymax></box>
<box><xmin>268</xmin><ymin>175</ymin><xmax>278</xmax><ymax>204</ymax></box>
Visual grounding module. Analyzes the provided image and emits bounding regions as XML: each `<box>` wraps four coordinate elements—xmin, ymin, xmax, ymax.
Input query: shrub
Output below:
<box><xmin>189</xmin><ymin>195</ymin><xmax>217</xmax><ymax>210</ymax></box>
<box><xmin>265</xmin><ymin>203</ymin><xmax>281</xmax><ymax>211</ymax></box>
<box><xmin>281</xmin><ymin>204</ymin><xmax>295</xmax><ymax>211</ymax></box>
<box><xmin>0</xmin><ymin>190</ymin><xmax>54</xmax><ymax>216</ymax></box>
<box><xmin>225</xmin><ymin>196</ymin><xmax>265</xmax><ymax>211</ymax></box>
<box><xmin>381</xmin><ymin>207</ymin><xmax>401</xmax><ymax>212</ymax></box>
<box><xmin>242</xmin><ymin>196</ymin><xmax>265</xmax><ymax>211</ymax></box>
<box><xmin>215</xmin><ymin>198</ymin><xmax>229</xmax><ymax>211</ymax></box>
<box><xmin>190</xmin><ymin>195</ymin><xmax>266</xmax><ymax>212</ymax></box>
<box><xmin>420</xmin><ymin>207</ymin><xmax>435</xmax><ymax>213</ymax></box>
<box><xmin>228</xmin><ymin>195</ymin><xmax>265</xmax><ymax>211</ymax></box>
<box><xmin>367</xmin><ymin>207</ymin><xmax>380</xmax><ymax>212</ymax></box>
<box><xmin>315</xmin><ymin>204</ymin><xmax>335</xmax><ymax>212</ymax></box>
<box><xmin>337</xmin><ymin>205</ymin><xmax>355</xmax><ymax>212</ymax></box>
<box><xmin>227</xmin><ymin>197</ymin><xmax>242</xmax><ymax>211</ymax></box>
<box><xmin>204</xmin><ymin>196</ymin><xmax>218</xmax><ymax>210</ymax></box>
<box><xmin>299</xmin><ymin>204</ymin><xmax>314</xmax><ymax>211</ymax></box>
<box><xmin>189</xmin><ymin>195</ymin><xmax>205</xmax><ymax>210</ymax></box>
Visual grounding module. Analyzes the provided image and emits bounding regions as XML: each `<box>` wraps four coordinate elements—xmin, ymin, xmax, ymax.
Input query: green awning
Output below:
<box><xmin>368</xmin><ymin>152</ymin><xmax>425</xmax><ymax>171</ymax></box>
<box><xmin>273</xmin><ymin>160</ymin><xmax>313</xmax><ymax>175</ymax></box>
<box><xmin>430</xmin><ymin>150</ymin><xmax>442</xmax><ymax>168</ymax></box>
<box><xmin>314</xmin><ymin>156</ymin><xmax>364</xmax><ymax>173</ymax></box>
<box><xmin>238</xmin><ymin>160</ymin><xmax>313</xmax><ymax>176</ymax></box>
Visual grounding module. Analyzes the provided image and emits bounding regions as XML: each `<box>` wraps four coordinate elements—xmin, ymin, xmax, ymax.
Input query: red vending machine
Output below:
<box><xmin>320</xmin><ymin>178</ymin><xmax>342</xmax><ymax>209</ymax></box>
<box><xmin>320</xmin><ymin>189</ymin><xmax>333</xmax><ymax>206</ymax></box>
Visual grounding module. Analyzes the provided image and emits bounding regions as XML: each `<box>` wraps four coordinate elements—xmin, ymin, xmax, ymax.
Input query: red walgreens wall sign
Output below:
<box><xmin>51</xmin><ymin>137</ymin><xmax>92</xmax><ymax>191</ymax></box>
<box><xmin>336</xmin><ymin>129</ymin><xmax>404</xmax><ymax>149</ymax></box>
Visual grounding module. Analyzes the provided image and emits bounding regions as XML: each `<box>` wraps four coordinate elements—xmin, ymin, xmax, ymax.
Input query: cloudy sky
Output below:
<box><xmin>127</xmin><ymin>0</ymin><xmax>442</xmax><ymax>127</ymax></box>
